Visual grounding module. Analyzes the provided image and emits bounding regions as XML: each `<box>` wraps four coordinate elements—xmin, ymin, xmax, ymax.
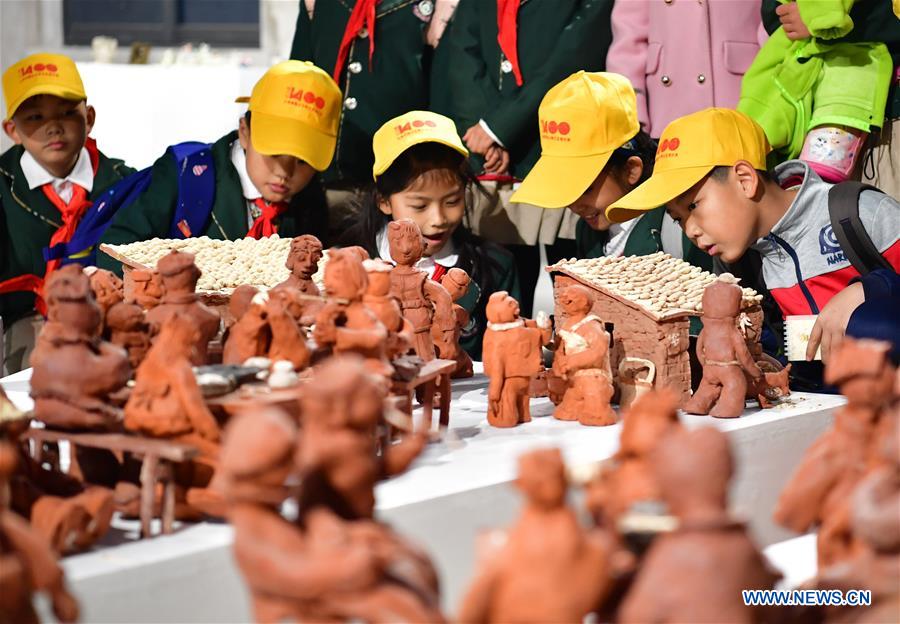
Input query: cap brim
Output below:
<box><xmin>250</xmin><ymin>111</ymin><xmax>336</xmax><ymax>172</ymax></box>
<box><xmin>373</xmin><ymin>137</ymin><xmax>468</xmax><ymax>179</ymax></box>
<box><xmin>8</xmin><ymin>85</ymin><xmax>86</xmax><ymax>120</ymax></box>
<box><xmin>235</xmin><ymin>96</ymin><xmax>250</xmax><ymax>103</ymax></box>
<box><xmin>510</xmin><ymin>151</ymin><xmax>613</xmax><ymax>209</ymax></box>
<box><xmin>605</xmin><ymin>164</ymin><xmax>713</xmax><ymax>223</ymax></box>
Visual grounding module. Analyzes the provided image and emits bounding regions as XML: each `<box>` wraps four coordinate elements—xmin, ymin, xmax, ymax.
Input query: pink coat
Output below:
<box><xmin>607</xmin><ymin>0</ymin><xmax>768</xmax><ymax>138</ymax></box>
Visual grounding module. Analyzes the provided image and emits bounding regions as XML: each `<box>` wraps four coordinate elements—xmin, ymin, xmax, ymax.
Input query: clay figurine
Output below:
<box><xmin>266</xmin><ymin>287</ymin><xmax>311</xmax><ymax>371</ymax></box>
<box><xmin>617</xmin><ymin>427</ymin><xmax>780</xmax><ymax>623</ymax></box>
<box><xmin>30</xmin><ymin>265</ymin><xmax>131</xmax><ymax>430</ymax></box>
<box><xmin>774</xmin><ymin>338</ymin><xmax>895</xmax><ymax>568</ymax></box>
<box><xmin>482</xmin><ymin>291</ymin><xmax>552</xmax><ymax>428</ymax></box>
<box><xmin>440</xmin><ymin>268</ymin><xmax>474</xmax><ymax>379</ymax></box>
<box><xmin>552</xmin><ymin>285</ymin><xmax>616</xmax><ymax>426</ymax></box>
<box><xmin>313</xmin><ymin>249</ymin><xmax>391</xmax><ymax>379</ymax></box>
<box><xmin>363</xmin><ymin>259</ymin><xmax>414</xmax><ymax>361</ymax></box>
<box><xmin>105</xmin><ymin>302</ymin><xmax>151</xmax><ymax>370</ymax></box>
<box><xmin>145</xmin><ymin>251</ymin><xmax>220</xmax><ymax>365</ymax></box>
<box><xmin>223</xmin><ymin>290</ymin><xmax>271</xmax><ymax>366</ymax></box>
<box><xmin>85</xmin><ymin>266</ymin><xmax>124</xmax><ymax>325</ymax></box>
<box><xmin>276</xmin><ymin>235</ymin><xmax>323</xmax><ymax>295</ymax></box>
<box><xmin>458</xmin><ymin>448</ymin><xmax>613</xmax><ymax>622</ymax></box>
<box><xmin>124</xmin><ymin>268</ymin><xmax>164</xmax><ymax>310</ymax></box>
<box><xmin>683</xmin><ymin>274</ymin><xmax>762</xmax><ymax>418</ymax></box>
<box><xmin>0</xmin><ymin>441</ymin><xmax>80</xmax><ymax>624</ymax></box>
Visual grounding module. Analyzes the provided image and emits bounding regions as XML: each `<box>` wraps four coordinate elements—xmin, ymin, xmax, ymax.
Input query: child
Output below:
<box><xmin>511</xmin><ymin>71</ymin><xmax>711</xmax><ymax>270</ymax></box>
<box><xmin>339</xmin><ymin>110</ymin><xmax>519</xmax><ymax>359</ymax></box>
<box><xmin>607</xmin><ymin>108</ymin><xmax>900</xmax><ymax>365</ymax></box>
<box><xmin>98</xmin><ymin>60</ymin><xmax>341</xmax><ymax>266</ymax></box>
<box><xmin>1</xmin><ymin>53</ymin><xmax>135</xmax><ymax>374</ymax></box>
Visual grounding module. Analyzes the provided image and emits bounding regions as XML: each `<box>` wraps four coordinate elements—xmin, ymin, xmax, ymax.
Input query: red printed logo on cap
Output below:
<box><xmin>284</xmin><ymin>86</ymin><xmax>326</xmax><ymax>114</ymax></box>
<box><xmin>18</xmin><ymin>63</ymin><xmax>60</xmax><ymax>82</ymax></box>
<box><xmin>540</xmin><ymin>119</ymin><xmax>572</xmax><ymax>142</ymax></box>
<box><xmin>656</xmin><ymin>137</ymin><xmax>681</xmax><ymax>159</ymax></box>
<box><xmin>394</xmin><ymin>118</ymin><xmax>438</xmax><ymax>137</ymax></box>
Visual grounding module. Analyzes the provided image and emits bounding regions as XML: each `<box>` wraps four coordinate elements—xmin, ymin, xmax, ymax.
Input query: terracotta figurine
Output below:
<box><xmin>482</xmin><ymin>291</ymin><xmax>552</xmax><ymax>428</ymax></box>
<box><xmin>552</xmin><ymin>285</ymin><xmax>616</xmax><ymax>426</ymax></box>
<box><xmin>223</xmin><ymin>290</ymin><xmax>271</xmax><ymax>366</ymax></box>
<box><xmin>145</xmin><ymin>251</ymin><xmax>220</xmax><ymax>365</ymax></box>
<box><xmin>618</xmin><ymin>427</ymin><xmax>780</xmax><ymax>623</ymax></box>
<box><xmin>440</xmin><ymin>268</ymin><xmax>474</xmax><ymax>379</ymax></box>
<box><xmin>363</xmin><ymin>259</ymin><xmax>414</xmax><ymax>361</ymax></box>
<box><xmin>683</xmin><ymin>274</ymin><xmax>762</xmax><ymax>418</ymax></box>
<box><xmin>774</xmin><ymin>338</ymin><xmax>895</xmax><ymax>568</ymax></box>
<box><xmin>30</xmin><ymin>265</ymin><xmax>131</xmax><ymax>430</ymax></box>
<box><xmin>458</xmin><ymin>448</ymin><xmax>613</xmax><ymax>623</ymax></box>
<box><xmin>124</xmin><ymin>268</ymin><xmax>164</xmax><ymax>310</ymax></box>
<box><xmin>313</xmin><ymin>248</ymin><xmax>391</xmax><ymax>379</ymax></box>
<box><xmin>85</xmin><ymin>266</ymin><xmax>124</xmax><ymax>326</ymax></box>
<box><xmin>0</xmin><ymin>441</ymin><xmax>80</xmax><ymax>624</ymax></box>
<box><xmin>266</xmin><ymin>287</ymin><xmax>311</xmax><ymax>371</ymax></box>
<box><xmin>105</xmin><ymin>302</ymin><xmax>151</xmax><ymax>370</ymax></box>
<box><xmin>276</xmin><ymin>235</ymin><xmax>323</xmax><ymax>295</ymax></box>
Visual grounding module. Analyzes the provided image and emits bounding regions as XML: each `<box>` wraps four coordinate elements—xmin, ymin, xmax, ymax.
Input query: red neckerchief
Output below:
<box><xmin>0</xmin><ymin>138</ymin><xmax>100</xmax><ymax>316</ymax></box>
<box><xmin>333</xmin><ymin>0</ymin><xmax>380</xmax><ymax>82</ymax></box>
<box><xmin>497</xmin><ymin>0</ymin><xmax>524</xmax><ymax>86</ymax></box>
<box><xmin>431</xmin><ymin>264</ymin><xmax>448</xmax><ymax>283</ymax></box>
<box><xmin>246</xmin><ymin>197</ymin><xmax>288</xmax><ymax>239</ymax></box>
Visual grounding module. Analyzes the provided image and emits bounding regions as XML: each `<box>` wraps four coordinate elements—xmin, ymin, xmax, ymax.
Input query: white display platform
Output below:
<box><xmin>764</xmin><ymin>533</ymin><xmax>818</xmax><ymax>590</ymax></box>
<box><xmin>4</xmin><ymin>367</ymin><xmax>843</xmax><ymax>621</ymax></box>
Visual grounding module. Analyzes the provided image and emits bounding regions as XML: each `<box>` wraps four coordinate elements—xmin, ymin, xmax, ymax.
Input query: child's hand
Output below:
<box><xmin>483</xmin><ymin>145</ymin><xmax>510</xmax><ymax>174</ymax></box>
<box><xmin>806</xmin><ymin>282</ymin><xmax>865</xmax><ymax>363</ymax></box>
<box><xmin>463</xmin><ymin>123</ymin><xmax>495</xmax><ymax>155</ymax></box>
<box><xmin>776</xmin><ymin>2</ymin><xmax>811</xmax><ymax>40</ymax></box>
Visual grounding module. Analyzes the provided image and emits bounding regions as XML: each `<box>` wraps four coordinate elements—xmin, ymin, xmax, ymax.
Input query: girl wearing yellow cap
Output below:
<box><xmin>339</xmin><ymin>111</ymin><xmax>519</xmax><ymax>360</ymax></box>
<box><xmin>510</xmin><ymin>71</ymin><xmax>711</xmax><ymax>272</ymax></box>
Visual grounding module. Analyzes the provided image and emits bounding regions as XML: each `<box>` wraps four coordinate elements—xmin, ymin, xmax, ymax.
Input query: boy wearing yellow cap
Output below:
<box><xmin>512</xmin><ymin>71</ymin><xmax>712</xmax><ymax>272</ymax></box>
<box><xmin>1</xmin><ymin>53</ymin><xmax>135</xmax><ymax>374</ymax></box>
<box><xmin>98</xmin><ymin>60</ymin><xmax>341</xmax><ymax>260</ymax></box>
<box><xmin>608</xmin><ymin>108</ymin><xmax>900</xmax><ymax>365</ymax></box>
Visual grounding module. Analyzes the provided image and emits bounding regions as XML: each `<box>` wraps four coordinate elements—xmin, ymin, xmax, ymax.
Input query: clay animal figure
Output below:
<box><xmin>223</xmin><ymin>291</ymin><xmax>271</xmax><ymax>366</ymax></box>
<box><xmin>749</xmin><ymin>363</ymin><xmax>792</xmax><ymax>409</ymax></box>
<box><xmin>106</xmin><ymin>302</ymin><xmax>151</xmax><ymax>370</ymax></box>
<box><xmin>386</xmin><ymin>220</ymin><xmax>450</xmax><ymax>361</ymax></box>
<box><xmin>585</xmin><ymin>389</ymin><xmax>683</xmax><ymax>530</ymax></box>
<box><xmin>618</xmin><ymin>427</ymin><xmax>780</xmax><ymax>623</ymax></box>
<box><xmin>683</xmin><ymin>274</ymin><xmax>762</xmax><ymax>418</ymax></box>
<box><xmin>220</xmin><ymin>408</ymin><xmax>443</xmax><ymax>624</ymax></box>
<box><xmin>553</xmin><ymin>285</ymin><xmax>616</xmax><ymax>426</ymax></box>
<box><xmin>0</xmin><ymin>441</ymin><xmax>80</xmax><ymax>624</ymax></box>
<box><xmin>124</xmin><ymin>313</ymin><xmax>223</xmax><ymax>518</ymax></box>
<box><xmin>440</xmin><ymin>268</ymin><xmax>474</xmax><ymax>379</ymax></box>
<box><xmin>314</xmin><ymin>248</ymin><xmax>391</xmax><ymax>379</ymax></box>
<box><xmin>124</xmin><ymin>268</ymin><xmax>164</xmax><ymax>310</ymax></box>
<box><xmin>363</xmin><ymin>259</ymin><xmax>414</xmax><ymax>361</ymax></box>
<box><xmin>482</xmin><ymin>291</ymin><xmax>551</xmax><ymax>428</ymax></box>
<box><xmin>30</xmin><ymin>265</ymin><xmax>131</xmax><ymax>430</ymax></box>
<box><xmin>145</xmin><ymin>251</ymin><xmax>220</xmax><ymax>365</ymax></box>
<box><xmin>775</xmin><ymin>339</ymin><xmax>895</xmax><ymax>569</ymax></box>
<box><xmin>458</xmin><ymin>448</ymin><xmax>613</xmax><ymax>623</ymax></box>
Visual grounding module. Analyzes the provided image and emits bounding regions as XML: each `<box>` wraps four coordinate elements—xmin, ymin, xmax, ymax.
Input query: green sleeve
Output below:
<box><xmin>483</xmin><ymin>0</ymin><xmax>613</xmax><ymax>147</ymax></box>
<box><xmin>289</xmin><ymin>1</ymin><xmax>313</xmax><ymax>61</ymax></box>
<box><xmin>796</xmin><ymin>0</ymin><xmax>855</xmax><ymax>40</ymax></box>
<box><xmin>494</xmin><ymin>249</ymin><xmax>520</xmax><ymax>305</ymax></box>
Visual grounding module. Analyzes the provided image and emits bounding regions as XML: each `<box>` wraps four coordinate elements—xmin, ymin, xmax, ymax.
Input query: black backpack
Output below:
<box><xmin>827</xmin><ymin>181</ymin><xmax>894</xmax><ymax>275</ymax></box>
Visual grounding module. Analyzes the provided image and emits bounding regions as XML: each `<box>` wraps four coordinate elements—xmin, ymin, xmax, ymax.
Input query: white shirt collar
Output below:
<box><xmin>376</xmin><ymin>224</ymin><xmax>459</xmax><ymax>273</ymax></box>
<box><xmin>603</xmin><ymin>218</ymin><xmax>639</xmax><ymax>257</ymax></box>
<box><xmin>230</xmin><ymin>140</ymin><xmax>262</xmax><ymax>200</ymax></box>
<box><xmin>21</xmin><ymin>147</ymin><xmax>94</xmax><ymax>201</ymax></box>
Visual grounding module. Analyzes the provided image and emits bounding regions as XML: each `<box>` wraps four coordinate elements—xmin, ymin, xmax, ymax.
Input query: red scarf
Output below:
<box><xmin>0</xmin><ymin>139</ymin><xmax>100</xmax><ymax>316</ymax></box>
<box><xmin>497</xmin><ymin>0</ymin><xmax>524</xmax><ymax>86</ymax></box>
<box><xmin>333</xmin><ymin>0</ymin><xmax>380</xmax><ymax>83</ymax></box>
<box><xmin>431</xmin><ymin>264</ymin><xmax>448</xmax><ymax>283</ymax></box>
<box><xmin>246</xmin><ymin>197</ymin><xmax>288</xmax><ymax>239</ymax></box>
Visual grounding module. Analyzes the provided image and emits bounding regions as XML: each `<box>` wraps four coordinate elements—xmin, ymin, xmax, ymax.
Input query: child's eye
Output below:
<box><xmin>25</xmin><ymin>114</ymin><xmax>42</xmax><ymax>121</ymax></box>
<box><xmin>688</xmin><ymin>202</ymin><xmax>697</xmax><ymax>211</ymax></box>
<box><xmin>409</xmin><ymin>204</ymin><xmax>426</xmax><ymax>211</ymax></box>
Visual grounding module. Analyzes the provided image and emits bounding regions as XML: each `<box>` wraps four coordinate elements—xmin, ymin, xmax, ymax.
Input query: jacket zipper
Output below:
<box><xmin>766</xmin><ymin>233</ymin><xmax>820</xmax><ymax>314</ymax></box>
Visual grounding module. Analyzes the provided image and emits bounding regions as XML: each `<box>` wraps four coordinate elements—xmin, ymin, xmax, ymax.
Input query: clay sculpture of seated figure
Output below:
<box><xmin>266</xmin><ymin>287</ymin><xmax>311</xmax><ymax>371</ymax></box>
<box><xmin>223</xmin><ymin>290</ymin><xmax>271</xmax><ymax>366</ymax></box>
<box><xmin>440</xmin><ymin>268</ymin><xmax>474</xmax><ymax>379</ymax></box>
<box><xmin>105</xmin><ymin>302</ymin><xmax>151</xmax><ymax>370</ymax></box>
<box><xmin>553</xmin><ymin>285</ymin><xmax>616</xmax><ymax>426</ymax></box>
<box><xmin>362</xmin><ymin>259</ymin><xmax>414</xmax><ymax>362</ymax></box>
<box><xmin>618</xmin><ymin>427</ymin><xmax>780</xmax><ymax>623</ymax></box>
<box><xmin>314</xmin><ymin>249</ymin><xmax>391</xmax><ymax>379</ymax></box>
<box><xmin>683</xmin><ymin>274</ymin><xmax>762</xmax><ymax>418</ymax></box>
<box><xmin>30</xmin><ymin>265</ymin><xmax>131</xmax><ymax>430</ymax></box>
<box><xmin>124</xmin><ymin>268</ymin><xmax>164</xmax><ymax>310</ymax></box>
<box><xmin>145</xmin><ymin>251</ymin><xmax>220</xmax><ymax>365</ymax></box>
<box><xmin>85</xmin><ymin>267</ymin><xmax>124</xmax><ymax>329</ymax></box>
<box><xmin>774</xmin><ymin>338</ymin><xmax>895</xmax><ymax>569</ymax></box>
<box><xmin>458</xmin><ymin>448</ymin><xmax>613</xmax><ymax>623</ymax></box>
<box><xmin>124</xmin><ymin>313</ymin><xmax>223</xmax><ymax>518</ymax></box>
<box><xmin>482</xmin><ymin>291</ymin><xmax>552</xmax><ymax>428</ymax></box>
<box><xmin>220</xmin><ymin>408</ymin><xmax>443</xmax><ymax>624</ymax></box>
<box><xmin>0</xmin><ymin>441</ymin><xmax>80</xmax><ymax>624</ymax></box>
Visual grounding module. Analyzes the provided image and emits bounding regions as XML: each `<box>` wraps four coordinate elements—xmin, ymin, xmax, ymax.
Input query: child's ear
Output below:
<box><xmin>733</xmin><ymin>160</ymin><xmax>761</xmax><ymax>199</ymax></box>
<box><xmin>625</xmin><ymin>155</ymin><xmax>644</xmax><ymax>187</ymax></box>
<box><xmin>2</xmin><ymin>119</ymin><xmax>21</xmax><ymax>144</ymax></box>
<box><xmin>85</xmin><ymin>105</ymin><xmax>96</xmax><ymax>135</ymax></box>
<box><xmin>377</xmin><ymin>195</ymin><xmax>393</xmax><ymax>217</ymax></box>
<box><xmin>238</xmin><ymin>116</ymin><xmax>250</xmax><ymax>150</ymax></box>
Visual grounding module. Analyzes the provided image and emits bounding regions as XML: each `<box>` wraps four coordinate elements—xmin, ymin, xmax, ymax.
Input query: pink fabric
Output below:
<box><xmin>607</xmin><ymin>0</ymin><xmax>767</xmax><ymax>138</ymax></box>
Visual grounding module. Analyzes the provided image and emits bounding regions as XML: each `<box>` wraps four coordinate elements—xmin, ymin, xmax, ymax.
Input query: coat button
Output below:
<box><xmin>500</xmin><ymin>59</ymin><xmax>513</xmax><ymax>74</ymax></box>
<box><xmin>358</xmin><ymin>27</ymin><xmax>368</xmax><ymax>39</ymax></box>
<box><xmin>344</xmin><ymin>97</ymin><xmax>358</xmax><ymax>110</ymax></box>
<box><xmin>661</xmin><ymin>75</ymin><xmax>671</xmax><ymax>86</ymax></box>
<box><xmin>348</xmin><ymin>61</ymin><xmax>362</xmax><ymax>74</ymax></box>
<box><xmin>697</xmin><ymin>73</ymin><xmax>706</xmax><ymax>83</ymax></box>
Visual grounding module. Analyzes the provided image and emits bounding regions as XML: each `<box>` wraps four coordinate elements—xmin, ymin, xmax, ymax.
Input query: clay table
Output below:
<box><xmin>391</xmin><ymin>358</ymin><xmax>456</xmax><ymax>430</ymax></box>
<box><xmin>3</xmin><ymin>366</ymin><xmax>843</xmax><ymax>621</ymax></box>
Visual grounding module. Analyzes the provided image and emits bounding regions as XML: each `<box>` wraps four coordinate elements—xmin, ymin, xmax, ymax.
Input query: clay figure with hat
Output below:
<box><xmin>440</xmin><ymin>268</ymin><xmax>474</xmax><ymax>379</ymax></box>
<box><xmin>145</xmin><ymin>250</ymin><xmax>220</xmax><ymax>366</ymax></box>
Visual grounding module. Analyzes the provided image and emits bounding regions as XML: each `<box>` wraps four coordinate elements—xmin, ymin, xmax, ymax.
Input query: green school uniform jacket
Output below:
<box><xmin>443</xmin><ymin>0</ymin><xmax>613</xmax><ymax>178</ymax></box>
<box><xmin>98</xmin><ymin>131</ymin><xmax>329</xmax><ymax>272</ymax></box>
<box><xmin>0</xmin><ymin>145</ymin><xmax>134</xmax><ymax>326</ymax></box>
<box><xmin>290</xmin><ymin>0</ymin><xmax>432</xmax><ymax>187</ymax></box>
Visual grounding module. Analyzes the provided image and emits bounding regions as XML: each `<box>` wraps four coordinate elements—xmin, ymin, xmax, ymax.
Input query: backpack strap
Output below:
<box><xmin>167</xmin><ymin>143</ymin><xmax>216</xmax><ymax>239</ymax></box>
<box><xmin>827</xmin><ymin>181</ymin><xmax>892</xmax><ymax>276</ymax></box>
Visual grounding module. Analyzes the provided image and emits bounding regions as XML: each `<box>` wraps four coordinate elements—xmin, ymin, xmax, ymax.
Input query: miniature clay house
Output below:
<box><xmin>548</xmin><ymin>254</ymin><xmax>763</xmax><ymax>405</ymax></box>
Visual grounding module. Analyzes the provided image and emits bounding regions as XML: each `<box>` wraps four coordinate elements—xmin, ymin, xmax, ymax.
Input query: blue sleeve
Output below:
<box><xmin>851</xmin><ymin>268</ymin><xmax>900</xmax><ymax>301</ymax></box>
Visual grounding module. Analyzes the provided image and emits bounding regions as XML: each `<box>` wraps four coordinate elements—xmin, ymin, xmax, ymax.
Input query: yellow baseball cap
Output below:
<box><xmin>510</xmin><ymin>71</ymin><xmax>640</xmax><ymax>208</ymax></box>
<box><xmin>236</xmin><ymin>60</ymin><xmax>341</xmax><ymax>172</ymax></box>
<box><xmin>372</xmin><ymin>111</ymin><xmax>468</xmax><ymax>179</ymax></box>
<box><xmin>3</xmin><ymin>53</ymin><xmax>86</xmax><ymax>120</ymax></box>
<box><xmin>606</xmin><ymin>108</ymin><xmax>771</xmax><ymax>223</ymax></box>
